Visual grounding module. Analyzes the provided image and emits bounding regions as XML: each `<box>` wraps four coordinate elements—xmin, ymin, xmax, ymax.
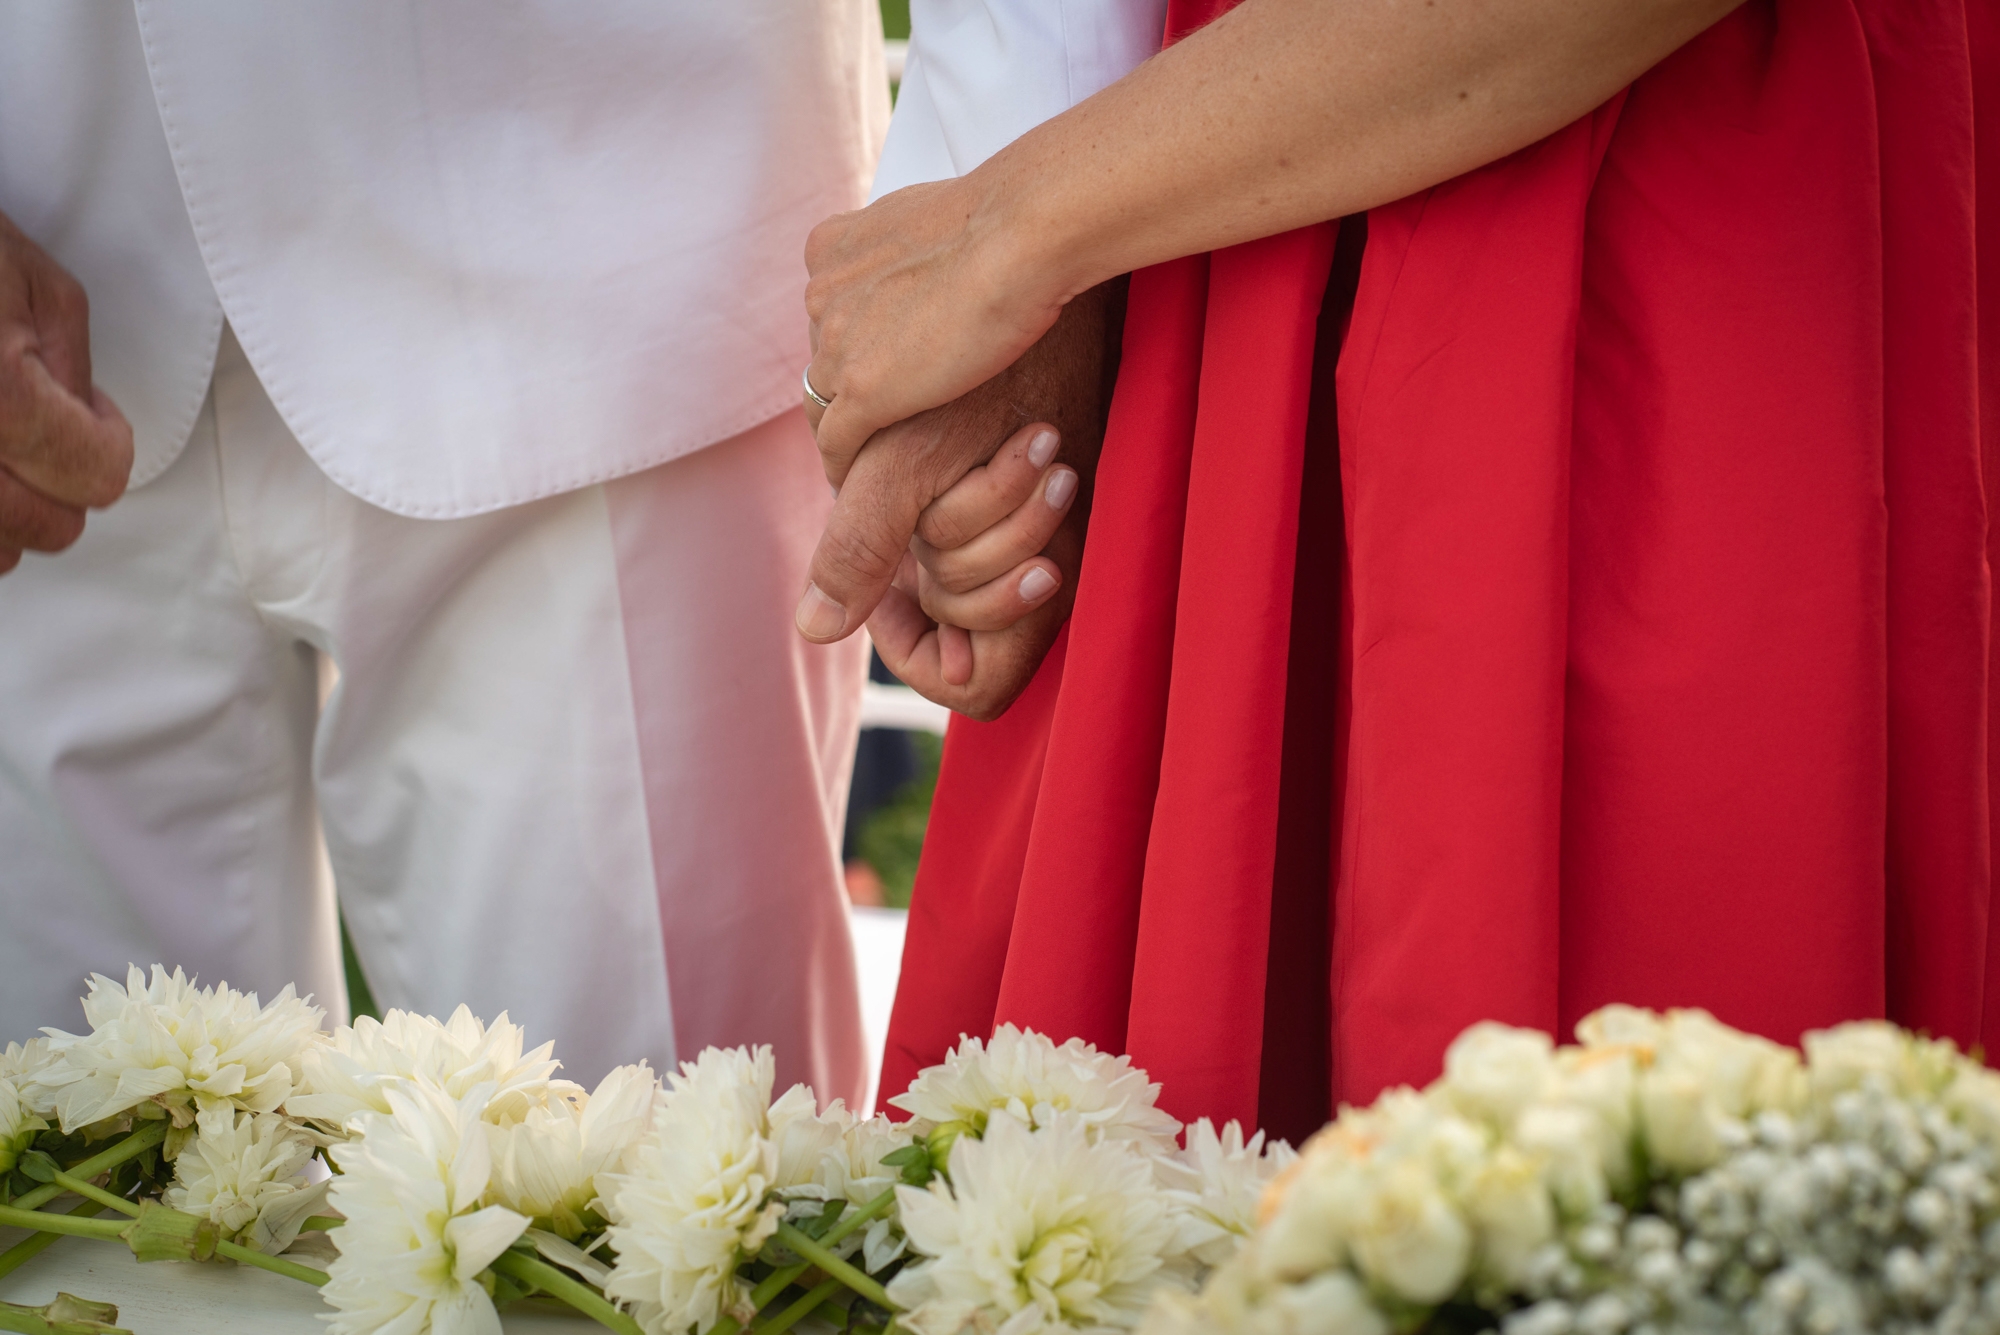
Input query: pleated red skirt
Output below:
<box><xmin>881</xmin><ymin>0</ymin><xmax>1999</xmax><ymax>1144</ymax></box>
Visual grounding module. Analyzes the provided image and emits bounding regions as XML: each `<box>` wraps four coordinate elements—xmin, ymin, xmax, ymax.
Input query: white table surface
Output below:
<box><xmin>0</xmin><ymin>1223</ymin><xmax>604</xmax><ymax>1333</ymax></box>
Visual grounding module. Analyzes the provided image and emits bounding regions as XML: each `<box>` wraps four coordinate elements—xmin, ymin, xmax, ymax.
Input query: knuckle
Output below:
<box><xmin>818</xmin><ymin>519</ymin><xmax>904</xmax><ymax>594</ymax></box>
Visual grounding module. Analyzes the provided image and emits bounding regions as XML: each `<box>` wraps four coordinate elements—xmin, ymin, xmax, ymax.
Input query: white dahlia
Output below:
<box><xmin>780</xmin><ymin>1111</ymin><xmax>919</xmax><ymax>1272</ymax></box>
<box><xmin>163</xmin><ymin>1103</ymin><xmax>326</xmax><ymax>1250</ymax></box>
<box><xmin>0</xmin><ymin>1081</ymin><xmax>45</xmax><ymax>1178</ymax></box>
<box><xmin>323</xmin><ymin>1080</ymin><xmax>531</xmax><ymax>1335</ymax></box>
<box><xmin>598</xmin><ymin>1046</ymin><xmax>797</xmax><ymax>1334</ymax></box>
<box><xmin>484</xmin><ymin>1062</ymin><xmax>659</xmax><ymax>1240</ymax></box>
<box><xmin>888</xmin><ymin>1110</ymin><xmax>1189</xmax><ymax>1335</ymax></box>
<box><xmin>29</xmin><ymin>966</ymin><xmax>324</xmax><ymax>1134</ymax></box>
<box><xmin>1156</xmin><ymin>1120</ymin><xmax>1297</xmax><ymax>1271</ymax></box>
<box><xmin>891</xmin><ymin>1026</ymin><xmax>1182</xmax><ymax>1151</ymax></box>
<box><xmin>289</xmin><ymin>1006</ymin><xmax>572</xmax><ymax>1132</ymax></box>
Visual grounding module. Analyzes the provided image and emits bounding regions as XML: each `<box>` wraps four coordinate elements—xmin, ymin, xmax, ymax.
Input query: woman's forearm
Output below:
<box><xmin>973</xmin><ymin>0</ymin><xmax>1741</xmax><ymax>305</ymax></box>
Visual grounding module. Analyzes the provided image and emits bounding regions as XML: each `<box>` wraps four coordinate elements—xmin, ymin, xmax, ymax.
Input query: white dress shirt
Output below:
<box><xmin>872</xmin><ymin>0</ymin><xmax>1167</xmax><ymax>200</ymax></box>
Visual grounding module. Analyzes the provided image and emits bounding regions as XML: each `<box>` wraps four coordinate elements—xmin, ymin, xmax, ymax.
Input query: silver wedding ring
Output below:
<box><xmin>802</xmin><ymin>366</ymin><xmax>834</xmax><ymax>410</ymax></box>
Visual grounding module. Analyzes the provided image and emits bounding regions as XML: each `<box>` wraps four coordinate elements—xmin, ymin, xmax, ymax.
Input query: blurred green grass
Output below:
<box><xmin>855</xmin><ymin>731</ymin><xmax>941</xmax><ymax>910</ymax></box>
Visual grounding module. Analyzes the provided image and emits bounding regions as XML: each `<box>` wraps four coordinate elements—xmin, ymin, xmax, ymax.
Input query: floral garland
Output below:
<box><xmin>2</xmin><ymin>968</ymin><xmax>1997</xmax><ymax>1335</ymax></box>
<box><xmin>0</xmin><ymin>967</ymin><xmax>1284</xmax><ymax>1335</ymax></box>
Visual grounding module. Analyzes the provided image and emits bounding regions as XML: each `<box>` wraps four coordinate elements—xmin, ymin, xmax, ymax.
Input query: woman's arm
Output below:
<box><xmin>798</xmin><ymin>0</ymin><xmax>1738</xmax><ymax>641</ymax></box>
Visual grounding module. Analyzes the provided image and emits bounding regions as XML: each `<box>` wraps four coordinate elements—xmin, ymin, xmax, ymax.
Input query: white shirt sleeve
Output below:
<box><xmin>871</xmin><ymin>0</ymin><xmax>1168</xmax><ymax>201</ymax></box>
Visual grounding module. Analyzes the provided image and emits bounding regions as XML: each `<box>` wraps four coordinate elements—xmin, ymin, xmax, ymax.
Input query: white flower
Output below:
<box><xmin>484</xmin><ymin>1063</ymin><xmax>659</xmax><ymax>1240</ymax></box>
<box><xmin>892</xmin><ymin>1026</ymin><xmax>1182</xmax><ymax>1151</ymax></box>
<box><xmin>888</xmin><ymin>1110</ymin><xmax>1189</xmax><ymax>1335</ymax></box>
<box><xmin>1803</xmin><ymin>1021</ymin><xmax>1957</xmax><ymax>1100</ymax></box>
<box><xmin>1144</xmin><ymin>1265</ymin><xmax>1389</xmax><ymax>1335</ymax></box>
<box><xmin>1343</xmin><ymin>1155</ymin><xmax>1471</xmax><ymax>1306</ymax></box>
<box><xmin>1156</xmin><ymin>1120</ymin><xmax>1297</xmax><ymax>1271</ymax></box>
<box><xmin>1441</xmin><ymin>1024</ymin><xmax>1557</xmax><ymax>1132</ymax></box>
<box><xmin>28</xmin><ymin>966</ymin><xmax>324</xmax><ymax>1134</ymax></box>
<box><xmin>0</xmin><ymin>1081</ymin><xmax>45</xmax><ymax>1178</ymax></box>
<box><xmin>767</xmin><ymin>1083</ymin><xmax>855</xmax><ymax>1192</ymax></box>
<box><xmin>1510</xmin><ymin>1102</ymin><xmax>1609</xmax><ymax>1217</ymax></box>
<box><xmin>599</xmin><ymin>1046</ymin><xmax>796</xmax><ymax>1334</ymax></box>
<box><xmin>1629</xmin><ymin>1009</ymin><xmax>1803</xmax><ymax>1174</ymax></box>
<box><xmin>1461</xmin><ymin>1146</ymin><xmax>1554</xmax><ymax>1289</ymax></box>
<box><xmin>776</xmin><ymin>1112</ymin><xmax>920</xmax><ymax>1273</ymax></box>
<box><xmin>1943</xmin><ymin>1062</ymin><xmax>2000</xmax><ymax>1145</ymax></box>
<box><xmin>163</xmin><ymin>1104</ymin><xmax>326</xmax><ymax>1250</ymax></box>
<box><xmin>323</xmin><ymin>1080</ymin><xmax>531</xmax><ymax>1335</ymax></box>
<box><xmin>289</xmin><ymin>1006</ymin><xmax>571</xmax><ymax>1131</ymax></box>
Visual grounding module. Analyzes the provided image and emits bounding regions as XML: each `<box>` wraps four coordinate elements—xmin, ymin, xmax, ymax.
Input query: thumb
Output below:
<box><xmin>795</xmin><ymin>445</ymin><xmax>927</xmax><ymax>643</ymax></box>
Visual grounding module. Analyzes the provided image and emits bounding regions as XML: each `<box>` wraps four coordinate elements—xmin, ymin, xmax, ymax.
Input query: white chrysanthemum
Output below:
<box><xmin>0</xmin><ymin>1081</ymin><xmax>45</xmax><ymax>1177</ymax></box>
<box><xmin>892</xmin><ymin>1026</ymin><xmax>1182</xmax><ymax>1151</ymax></box>
<box><xmin>599</xmin><ymin>1046</ymin><xmax>798</xmax><ymax>1334</ymax></box>
<box><xmin>484</xmin><ymin>1062</ymin><xmax>659</xmax><ymax>1240</ymax></box>
<box><xmin>163</xmin><ymin>1103</ymin><xmax>326</xmax><ymax>1250</ymax></box>
<box><xmin>1156</xmin><ymin>1120</ymin><xmax>1296</xmax><ymax>1271</ymax></box>
<box><xmin>28</xmin><ymin>966</ymin><xmax>324</xmax><ymax>1134</ymax></box>
<box><xmin>780</xmin><ymin>1111</ymin><xmax>919</xmax><ymax>1272</ymax></box>
<box><xmin>324</xmin><ymin>1080</ymin><xmax>531</xmax><ymax>1335</ymax></box>
<box><xmin>888</xmin><ymin>1110</ymin><xmax>1190</xmax><ymax>1335</ymax></box>
<box><xmin>289</xmin><ymin>1006</ymin><xmax>571</xmax><ymax>1131</ymax></box>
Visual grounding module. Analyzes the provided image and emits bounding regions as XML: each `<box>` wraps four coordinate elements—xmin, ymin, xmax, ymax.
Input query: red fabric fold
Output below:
<box><xmin>881</xmin><ymin>0</ymin><xmax>1994</xmax><ymax>1131</ymax></box>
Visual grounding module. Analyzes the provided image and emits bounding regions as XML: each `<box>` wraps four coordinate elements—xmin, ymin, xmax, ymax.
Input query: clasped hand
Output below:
<box><xmin>796</xmin><ymin>178</ymin><xmax>1114</xmax><ymax>720</ymax></box>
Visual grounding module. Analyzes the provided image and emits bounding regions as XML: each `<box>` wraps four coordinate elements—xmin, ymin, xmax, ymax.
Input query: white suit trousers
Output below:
<box><xmin>0</xmin><ymin>331</ymin><xmax>867</xmax><ymax>1098</ymax></box>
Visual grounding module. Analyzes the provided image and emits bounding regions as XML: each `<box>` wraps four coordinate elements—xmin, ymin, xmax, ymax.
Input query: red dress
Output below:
<box><xmin>882</xmin><ymin>0</ymin><xmax>1998</xmax><ymax>1145</ymax></box>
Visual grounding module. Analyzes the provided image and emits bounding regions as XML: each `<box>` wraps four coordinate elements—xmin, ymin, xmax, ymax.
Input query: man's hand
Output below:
<box><xmin>0</xmin><ymin>212</ymin><xmax>132</xmax><ymax>575</ymax></box>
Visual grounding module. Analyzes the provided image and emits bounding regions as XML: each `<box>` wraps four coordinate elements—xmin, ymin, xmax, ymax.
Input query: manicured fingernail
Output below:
<box><xmin>1018</xmin><ymin>567</ymin><xmax>1058</xmax><ymax>603</ymax></box>
<box><xmin>1044</xmin><ymin>467</ymin><xmax>1077</xmax><ymax>510</ymax></box>
<box><xmin>795</xmin><ymin>583</ymin><xmax>847</xmax><ymax>639</ymax></box>
<box><xmin>1027</xmin><ymin>429</ymin><xmax>1059</xmax><ymax>470</ymax></box>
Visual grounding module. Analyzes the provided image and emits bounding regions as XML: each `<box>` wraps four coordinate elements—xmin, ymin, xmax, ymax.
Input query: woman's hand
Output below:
<box><xmin>802</xmin><ymin>179</ymin><xmax>1070</xmax><ymax>490</ymax></box>
<box><xmin>868</xmin><ymin>422</ymin><xmax>1083</xmax><ymax>720</ymax></box>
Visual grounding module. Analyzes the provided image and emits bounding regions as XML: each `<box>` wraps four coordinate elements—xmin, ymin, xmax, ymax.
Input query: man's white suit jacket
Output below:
<box><xmin>0</xmin><ymin>3</ymin><xmax>888</xmax><ymax>518</ymax></box>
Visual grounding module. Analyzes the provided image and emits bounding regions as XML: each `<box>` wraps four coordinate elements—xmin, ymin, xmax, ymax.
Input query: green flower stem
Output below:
<box><xmin>42</xmin><ymin>1173</ymin><xmax>137</xmax><ymax>1220</ymax></box>
<box><xmin>13</xmin><ymin>1124</ymin><xmax>168</xmax><ymax>1216</ymax></box>
<box><xmin>743</xmin><ymin>1188</ymin><xmax>899</xmax><ymax>1321</ymax></box>
<box><xmin>298</xmin><ymin>1215</ymin><xmax>344</xmax><ymax>1233</ymax></box>
<box><xmin>209</xmin><ymin>1238</ymin><xmax>328</xmax><ymax>1287</ymax></box>
<box><xmin>821</xmin><ymin>1188</ymin><xmax>897</xmax><ymax>1248</ymax></box>
<box><xmin>754</xmin><ymin>1277</ymin><xmax>843</xmax><ymax>1335</ymax></box>
<box><xmin>0</xmin><ymin>1200</ymin><xmax>105</xmax><ymax>1283</ymax></box>
<box><xmin>0</xmin><ymin>1204</ymin><xmax>128</xmax><ymax>1244</ymax></box>
<box><xmin>749</xmin><ymin>1263</ymin><xmax>811</xmax><ymax>1311</ymax></box>
<box><xmin>492</xmin><ymin>1250</ymin><xmax>644</xmax><ymax>1335</ymax></box>
<box><xmin>771</xmin><ymin>1223</ymin><xmax>891</xmax><ymax>1311</ymax></box>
